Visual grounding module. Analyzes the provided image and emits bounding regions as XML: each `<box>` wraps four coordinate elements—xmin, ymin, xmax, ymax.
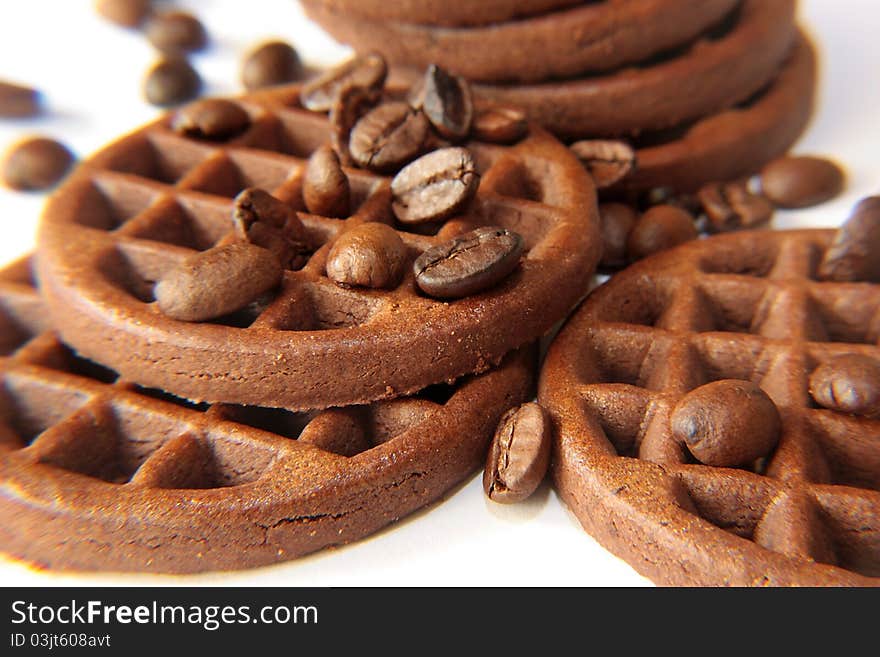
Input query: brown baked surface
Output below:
<box><xmin>0</xmin><ymin>257</ymin><xmax>534</xmax><ymax>573</ymax></box>
<box><xmin>35</xmin><ymin>84</ymin><xmax>600</xmax><ymax>411</ymax></box>
<box><xmin>302</xmin><ymin>0</ymin><xmax>739</xmax><ymax>84</ymax></box>
<box><xmin>622</xmin><ymin>32</ymin><xmax>816</xmax><ymax>192</ymax></box>
<box><xmin>302</xmin><ymin>0</ymin><xmax>584</xmax><ymax>27</ymax></box>
<box><xmin>540</xmin><ymin>230</ymin><xmax>880</xmax><ymax>586</ymax></box>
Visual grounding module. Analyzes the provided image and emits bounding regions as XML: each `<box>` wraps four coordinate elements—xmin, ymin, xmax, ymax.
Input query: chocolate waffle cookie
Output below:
<box><xmin>540</xmin><ymin>230</ymin><xmax>880</xmax><ymax>586</ymax></box>
<box><xmin>0</xmin><ymin>258</ymin><xmax>534</xmax><ymax>572</ymax></box>
<box><xmin>302</xmin><ymin>0</ymin><xmax>739</xmax><ymax>84</ymax></box>
<box><xmin>35</xmin><ymin>84</ymin><xmax>600</xmax><ymax>410</ymax></box>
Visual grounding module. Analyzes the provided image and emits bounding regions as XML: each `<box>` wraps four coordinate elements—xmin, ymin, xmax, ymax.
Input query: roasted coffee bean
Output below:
<box><xmin>326</xmin><ymin>222</ymin><xmax>407</xmax><ymax>289</ymax></box>
<box><xmin>171</xmin><ymin>98</ymin><xmax>250</xmax><ymax>141</ymax></box>
<box><xmin>155</xmin><ymin>243</ymin><xmax>283</xmax><ymax>321</ymax></box>
<box><xmin>570</xmin><ymin>139</ymin><xmax>636</xmax><ymax>189</ymax></box>
<box><xmin>303</xmin><ymin>145</ymin><xmax>350</xmax><ymax>218</ymax></box>
<box><xmin>408</xmin><ymin>64</ymin><xmax>473</xmax><ymax>141</ymax></box>
<box><xmin>329</xmin><ymin>84</ymin><xmax>380</xmax><ymax>165</ymax></box>
<box><xmin>233</xmin><ymin>188</ymin><xmax>309</xmax><ymax>269</ymax></box>
<box><xmin>471</xmin><ymin>105</ymin><xmax>528</xmax><ymax>144</ymax></box>
<box><xmin>599</xmin><ymin>202</ymin><xmax>638</xmax><ymax>269</ymax></box>
<box><xmin>809</xmin><ymin>354</ymin><xmax>880</xmax><ymax>417</ymax></box>
<box><xmin>349</xmin><ymin>102</ymin><xmax>429</xmax><ymax>173</ymax></box>
<box><xmin>818</xmin><ymin>197</ymin><xmax>880</xmax><ymax>282</ymax></box>
<box><xmin>483</xmin><ymin>402</ymin><xmax>552</xmax><ymax>504</ymax></box>
<box><xmin>626</xmin><ymin>204</ymin><xmax>697</xmax><ymax>260</ymax></box>
<box><xmin>300</xmin><ymin>52</ymin><xmax>387</xmax><ymax>113</ymax></box>
<box><xmin>671</xmin><ymin>380</ymin><xmax>781</xmax><ymax>467</ymax></box>
<box><xmin>143</xmin><ymin>57</ymin><xmax>201</xmax><ymax>106</ymax></box>
<box><xmin>760</xmin><ymin>155</ymin><xmax>845</xmax><ymax>209</ymax></box>
<box><xmin>414</xmin><ymin>226</ymin><xmax>524</xmax><ymax>299</ymax></box>
<box><xmin>0</xmin><ymin>80</ymin><xmax>40</xmax><ymax>118</ymax></box>
<box><xmin>1</xmin><ymin>137</ymin><xmax>74</xmax><ymax>191</ymax></box>
<box><xmin>698</xmin><ymin>180</ymin><xmax>774</xmax><ymax>232</ymax></box>
<box><xmin>241</xmin><ymin>40</ymin><xmax>303</xmax><ymax>91</ymax></box>
<box><xmin>94</xmin><ymin>0</ymin><xmax>151</xmax><ymax>27</ymax></box>
<box><xmin>145</xmin><ymin>11</ymin><xmax>207</xmax><ymax>54</ymax></box>
<box><xmin>391</xmin><ymin>147</ymin><xmax>479</xmax><ymax>224</ymax></box>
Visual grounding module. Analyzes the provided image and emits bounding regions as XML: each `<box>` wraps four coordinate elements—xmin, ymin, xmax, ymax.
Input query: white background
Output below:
<box><xmin>0</xmin><ymin>0</ymin><xmax>878</xmax><ymax>587</ymax></box>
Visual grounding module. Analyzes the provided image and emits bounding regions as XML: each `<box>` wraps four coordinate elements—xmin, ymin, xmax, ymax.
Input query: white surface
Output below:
<box><xmin>0</xmin><ymin>0</ymin><xmax>877</xmax><ymax>587</ymax></box>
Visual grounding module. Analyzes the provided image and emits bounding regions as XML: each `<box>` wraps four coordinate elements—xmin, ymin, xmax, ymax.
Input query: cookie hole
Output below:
<box><xmin>273</xmin><ymin>108</ymin><xmax>332</xmax><ymax>158</ymax></box>
<box><xmin>676</xmin><ymin>468</ymin><xmax>772</xmax><ymax>541</ymax></box>
<box><xmin>809</xmin><ymin>412</ymin><xmax>880</xmax><ymax>491</ymax></box>
<box><xmin>814</xmin><ymin>493</ymin><xmax>880</xmax><ymax>577</ymax></box>
<box><xmin>593</xmin><ymin>277</ymin><xmax>665</xmax><ymax>327</ymax></box>
<box><xmin>0</xmin><ymin>373</ymin><xmax>92</xmax><ymax>447</ymax></box>
<box><xmin>366</xmin><ymin>398</ymin><xmax>440</xmax><ymax>446</ymax></box>
<box><xmin>201</xmin><ymin>429</ymin><xmax>279</xmax><ymax>486</ymax></box>
<box><xmin>209</xmin><ymin>292</ymin><xmax>276</xmax><ymax>329</ymax></box>
<box><xmin>0</xmin><ymin>288</ymin><xmax>45</xmax><ymax>356</ymax></box>
<box><xmin>222</xmin><ymin>404</ymin><xmax>314</xmax><ymax>440</ymax></box>
<box><xmin>299</xmin><ymin>285</ymin><xmax>385</xmax><ymax>331</ymax></box>
<box><xmin>122</xmin><ymin>200</ymin><xmax>219</xmax><ymax>251</ymax></box>
<box><xmin>64</xmin><ymin>177</ymin><xmax>163</xmax><ymax>231</ymax></box>
<box><xmin>809</xmin><ymin>287</ymin><xmax>880</xmax><ymax>345</ymax></box>
<box><xmin>96</xmin><ymin>247</ymin><xmax>158</xmax><ymax>304</ymax></box>
<box><xmin>183</xmin><ymin>152</ymin><xmax>298</xmax><ymax>199</ymax></box>
<box><xmin>698</xmin><ymin>245</ymin><xmax>778</xmax><ymax>278</ymax></box>
<box><xmin>698</xmin><ymin>277</ymin><xmax>769</xmax><ymax>333</ymax></box>
<box><xmin>96</xmin><ymin>132</ymin><xmax>215</xmax><ymax>185</ymax></box>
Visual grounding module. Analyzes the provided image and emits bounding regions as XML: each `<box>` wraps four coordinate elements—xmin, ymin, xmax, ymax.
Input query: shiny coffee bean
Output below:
<box><xmin>671</xmin><ymin>380</ymin><xmax>781</xmax><ymax>467</ymax></box>
<box><xmin>408</xmin><ymin>64</ymin><xmax>473</xmax><ymax>141</ymax></box>
<box><xmin>414</xmin><ymin>226</ymin><xmax>524</xmax><ymax>299</ymax></box>
<box><xmin>303</xmin><ymin>145</ymin><xmax>350</xmax><ymax>218</ymax></box>
<box><xmin>391</xmin><ymin>147</ymin><xmax>479</xmax><ymax>224</ymax></box>
<box><xmin>626</xmin><ymin>204</ymin><xmax>697</xmax><ymax>260</ymax></box>
<box><xmin>326</xmin><ymin>222</ymin><xmax>407</xmax><ymax>289</ymax></box>
<box><xmin>300</xmin><ymin>52</ymin><xmax>387</xmax><ymax>112</ymax></box>
<box><xmin>233</xmin><ymin>188</ymin><xmax>309</xmax><ymax>269</ymax></box>
<box><xmin>241</xmin><ymin>41</ymin><xmax>303</xmax><ymax>90</ymax></box>
<box><xmin>349</xmin><ymin>102</ymin><xmax>429</xmax><ymax>173</ymax></box>
<box><xmin>809</xmin><ymin>354</ymin><xmax>880</xmax><ymax>417</ymax></box>
<box><xmin>1</xmin><ymin>137</ymin><xmax>74</xmax><ymax>191</ymax></box>
<box><xmin>155</xmin><ymin>243</ymin><xmax>283</xmax><ymax>321</ymax></box>
<box><xmin>0</xmin><ymin>80</ymin><xmax>40</xmax><ymax>118</ymax></box>
<box><xmin>760</xmin><ymin>155</ymin><xmax>845</xmax><ymax>209</ymax></box>
<box><xmin>471</xmin><ymin>106</ymin><xmax>528</xmax><ymax>144</ymax></box>
<box><xmin>145</xmin><ymin>11</ymin><xmax>207</xmax><ymax>54</ymax></box>
<box><xmin>329</xmin><ymin>84</ymin><xmax>379</xmax><ymax>165</ymax></box>
<box><xmin>171</xmin><ymin>98</ymin><xmax>250</xmax><ymax>141</ymax></box>
<box><xmin>570</xmin><ymin>139</ymin><xmax>636</xmax><ymax>189</ymax></box>
<box><xmin>698</xmin><ymin>180</ymin><xmax>774</xmax><ymax>232</ymax></box>
<box><xmin>483</xmin><ymin>402</ymin><xmax>552</xmax><ymax>504</ymax></box>
<box><xmin>599</xmin><ymin>202</ymin><xmax>638</xmax><ymax>269</ymax></box>
<box><xmin>143</xmin><ymin>57</ymin><xmax>201</xmax><ymax>106</ymax></box>
<box><xmin>94</xmin><ymin>0</ymin><xmax>151</xmax><ymax>27</ymax></box>
<box><xmin>818</xmin><ymin>196</ymin><xmax>880</xmax><ymax>282</ymax></box>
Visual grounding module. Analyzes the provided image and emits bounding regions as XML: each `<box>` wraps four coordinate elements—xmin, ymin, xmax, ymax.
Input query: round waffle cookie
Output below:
<box><xmin>35</xmin><ymin>85</ymin><xmax>600</xmax><ymax>411</ymax></box>
<box><xmin>302</xmin><ymin>0</ymin><xmax>740</xmax><ymax>83</ymax></box>
<box><xmin>621</xmin><ymin>32</ymin><xmax>816</xmax><ymax>193</ymax></box>
<box><xmin>0</xmin><ymin>258</ymin><xmax>534</xmax><ymax>573</ymax></box>
<box><xmin>303</xmin><ymin>0</ymin><xmax>585</xmax><ymax>28</ymax></box>
<box><xmin>540</xmin><ymin>230</ymin><xmax>880</xmax><ymax>586</ymax></box>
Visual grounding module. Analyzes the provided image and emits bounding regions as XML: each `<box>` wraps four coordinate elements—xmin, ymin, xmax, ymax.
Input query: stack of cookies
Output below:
<box><xmin>300</xmin><ymin>0</ymin><xmax>816</xmax><ymax>192</ymax></box>
<box><xmin>0</xmin><ymin>54</ymin><xmax>603</xmax><ymax>572</ymax></box>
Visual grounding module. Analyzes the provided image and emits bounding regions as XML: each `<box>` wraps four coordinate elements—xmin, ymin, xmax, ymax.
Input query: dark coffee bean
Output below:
<box><xmin>1</xmin><ymin>137</ymin><xmax>74</xmax><ymax>191</ymax></box>
<box><xmin>0</xmin><ymin>80</ymin><xmax>40</xmax><ymax>118</ymax></box>
<box><xmin>94</xmin><ymin>0</ymin><xmax>151</xmax><ymax>27</ymax></box>
<box><xmin>233</xmin><ymin>188</ymin><xmax>310</xmax><ymax>269</ymax></box>
<box><xmin>329</xmin><ymin>84</ymin><xmax>380</xmax><ymax>166</ymax></box>
<box><xmin>483</xmin><ymin>402</ymin><xmax>552</xmax><ymax>504</ymax></box>
<box><xmin>171</xmin><ymin>98</ymin><xmax>250</xmax><ymax>141</ymax></box>
<box><xmin>155</xmin><ymin>243</ymin><xmax>283</xmax><ymax>322</ymax></box>
<box><xmin>241</xmin><ymin>41</ymin><xmax>303</xmax><ymax>91</ymax></box>
<box><xmin>471</xmin><ymin>105</ymin><xmax>528</xmax><ymax>144</ymax></box>
<box><xmin>818</xmin><ymin>196</ymin><xmax>880</xmax><ymax>282</ymax></box>
<box><xmin>145</xmin><ymin>11</ymin><xmax>207</xmax><ymax>54</ymax></box>
<box><xmin>810</xmin><ymin>354</ymin><xmax>880</xmax><ymax>417</ymax></box>
<box><xmin>599</xmin><ymin>202</ymin><xmax>638</xmax><ymax>269</ymax></box>
<box><xmin>698</xmin><ymin>180</ymin><xmax>774</xmax><ymax>233</ymax></box>
<box><xmin>760</xmin><ymin>155</ymin><xmax>845</xmax><ymax>209</ymax></box>
<box><xmin>143</xmin><ymin>57</ymin><xmax>201</xmax><ymax>107</ymax></box>
<box><xmin>391</xmin><ymin>147</ymin><xmax>479</xmax><ymax>224</ymax></box>
<box><xmin>349</xmin><ymin>102</ymin><xmax>429</xmax><ymax>173</ymax></box>
<box><xmin>570</xmin><ymin>139</ymin><xmax>636</xmax><ymax>189</ymax></box>
<box><xmin>303</xmin><ymin>145</ymin><xmax>350</xmax><ymax>218</ymax></box>
<box><xmin>408</xmin><ymin>64</ymin><xmax>473</xmax><ymax>141</ymax></box>
<box><xmin>626</xmin><ymin>204</ymin><xmax>697</xmax><ymax>260</ymax></box>
<box><xmin>326</xmin><ymin>222</ymin><xmax>407</xmax><ymax>289</ymax></box>
<box><xmin>671</xmin><ymin>380</ymin><xmax>781</xmax><ymax>467</ymax></box>
<box><xmin>414</xmin><ymin>226</ymin><xmax>524</xmax><ymax>299</ymax></box>
<box><xmin>300</xmin><ymin>52</ymin><xmax>387</xmax><ymax>113</ymax></box>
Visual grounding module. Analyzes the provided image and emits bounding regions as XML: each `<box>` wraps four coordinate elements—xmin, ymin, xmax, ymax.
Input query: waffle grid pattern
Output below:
<box><xmin>542</xmin><ymin>230</ymin><xmax>880</xmax><ymax>585</ymax></box>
